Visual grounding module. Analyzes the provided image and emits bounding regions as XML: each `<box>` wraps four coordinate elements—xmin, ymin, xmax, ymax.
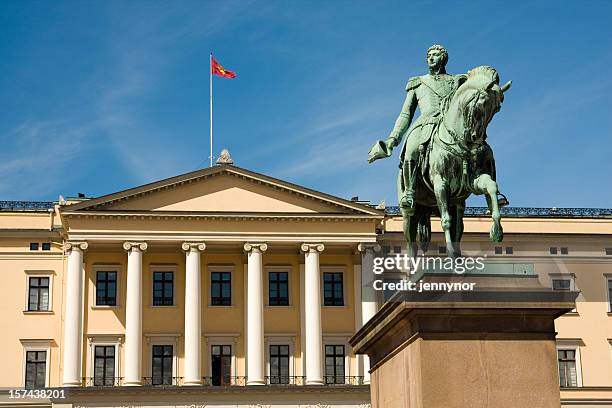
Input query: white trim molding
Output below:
<box><xmin>86</xmin><ymin>335</ymin><xmax>123</xmax><ymax>384</ymax></box>
<box><xmin>204</xmin><ymin>333</ymin><xmax>239</xmax><ymax>378</ymax></box>
<box><xmin>23</xmin><ymin>270</ymin><xmax>54</xmax><ymax>313</ymax></box>
<box><xmin>556</xmin><ymin>338</ymin><xmax>584</xmax><ymax>388</ymax></box>
<box><xmin>264</xmin><ymin>335</ymin><xmax>297</xmax><ymax>380</ymax></box>
<box><xmin>145</xmin><ymin>334</ymin><xmax>181</xmax><ymax>385</ymax></box>
<box><xmin>20</xmin><ymin>339</ymin><xmax>52</xmax><ymax>388</ymax></box>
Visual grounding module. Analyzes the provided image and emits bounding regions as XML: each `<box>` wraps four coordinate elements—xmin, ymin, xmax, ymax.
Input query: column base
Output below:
<box><xmin>183</xmin><ymin>379</ymin><xmax>203</xmax><ymax>386</ymax></box>
<box><xmin>305</xmin><ymin>379</ymin><xmax>324</xmax><ymax>385</ymax></box>
<box><xmin>246</xmin><ymin>379</ymin><xmax>266</xmax><ymax>386</ymax></box>
<box><xmin>61</xmin><ymin>380</ymin><xmax>82</xmax><ymax>387</ymax></box>
<box><xmin>122</xmin><ymin>381</ymin><xmax>142</xmax><ymax>387</ymax></box>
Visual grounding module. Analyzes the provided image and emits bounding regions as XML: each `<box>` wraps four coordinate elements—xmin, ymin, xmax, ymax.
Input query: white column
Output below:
<box><xmin>301</xmin><ymin>243</ymin><xmax>324</xmax><ymax>385</ymax></box>
<box><xmin>62</xmin><ymin>241</ymin><xmax>88</xmax><ymax>386</ymax></box>
<box><xmin>123</xmin><ymin>242</ymin><xmax>147</xmax><ymax>386</ymax></box>
<box><xmin>244</xmin><ymin>242</ymin><xmax>267</xmax><ymax>385</ymax></box>
<box><xmin>357</xmin><ymin>242</ymin><xmax>381</xmax><ymax>384</ymax></box>
<box><xmin>182</xmin><ymin>242</ymin><xmax>206</xmax><ymax>385</ymax></box>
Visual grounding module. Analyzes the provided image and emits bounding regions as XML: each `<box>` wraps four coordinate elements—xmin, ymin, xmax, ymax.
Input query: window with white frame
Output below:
<box><xmin>87</xmin><ymin>336</ymin><xmax>121</xmax><ymax>387</ymax></box>
<box><xmin>21</xmin><ymin>340</ymin><xmax>51</xmax><ymax>389</ymax></box>
<box><xmin>556</xmin><ymin>341</ymin><xmax>583</xmax><ymax>388</ymax></box>
<box><xmin>25</xmin><ymin>271</ymin><xmax>53</xmax><ymax>312</ymax></box>
<box><xmin>147</xmin><ymin>335</ymin><xmax>178</xmax><ymax>385</ymax></box>
<box><xmin>558</xmin><ymin>349</ymin><xmax>578</xmax><ymax>387</ymax></box>
<box><xmin>265</xmin><ymin>336</ymin><xmax>294</xmax><ymax>385</ymax></box>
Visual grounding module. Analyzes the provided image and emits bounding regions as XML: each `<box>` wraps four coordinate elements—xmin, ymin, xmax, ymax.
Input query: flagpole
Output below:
<box><xmin>209</xmin><ymin>52</ymin><xmax>213</xmax><ymax>167</ymax></box>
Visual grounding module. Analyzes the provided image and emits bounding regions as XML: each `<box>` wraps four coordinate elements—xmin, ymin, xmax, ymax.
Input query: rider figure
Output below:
<box><xmin>382</xmin><ymin>44</ymin><xmax>465</xmax><ymax>215</ymax></box>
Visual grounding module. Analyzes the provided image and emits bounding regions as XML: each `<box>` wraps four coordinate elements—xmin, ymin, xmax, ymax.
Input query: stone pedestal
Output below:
<box><xmin>349</xmin><ymin>287</ymin><xmax>577</xmax><ymax>408</ymax></box>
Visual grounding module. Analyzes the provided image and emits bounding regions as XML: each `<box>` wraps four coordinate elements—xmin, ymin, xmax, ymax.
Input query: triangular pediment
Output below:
<box><xmin>63</xmin><ymin>165</ymin><xmax>381</xmax><ymax>216</ymax></box>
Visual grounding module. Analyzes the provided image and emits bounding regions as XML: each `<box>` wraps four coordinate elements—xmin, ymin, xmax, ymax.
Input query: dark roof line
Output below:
<box><xmin>2</xmin><ymin>200</ymin><xmax>611</xmax><ymax>219</ymax></box>
<box><xmin>0</xmin><ymin>201</ymin><xmax>54</xmax><ymax>212</ymax></box>
<box><xmin>385</xmin><ymin>206</ymin><xmax>612</xmax><ymax>218</ymax></box>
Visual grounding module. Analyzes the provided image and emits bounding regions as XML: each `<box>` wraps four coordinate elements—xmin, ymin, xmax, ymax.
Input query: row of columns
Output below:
<box><xmin>61</xmin><ymin>241</ymin><xmax>378</xmax><ymax>386</ymax></box>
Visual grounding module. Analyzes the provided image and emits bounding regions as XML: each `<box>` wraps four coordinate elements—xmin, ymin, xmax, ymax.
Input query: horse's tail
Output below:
<box><xmin>418</xmin><ymin>211</ymin><xmax>431</xmax><ymax>252</ymax></box>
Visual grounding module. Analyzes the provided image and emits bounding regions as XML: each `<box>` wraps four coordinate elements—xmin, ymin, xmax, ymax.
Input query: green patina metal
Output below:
<box><xmin>369</xmin><ymin>45</ymin><xmax>512</xmax><ymax>257</ymax></box>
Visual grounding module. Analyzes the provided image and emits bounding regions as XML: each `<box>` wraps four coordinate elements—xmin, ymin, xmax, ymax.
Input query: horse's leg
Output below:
<box><xmin>402</xmin><ymin>211</ymin><xmax>419</xmax><ymax>259</ymax></box>
<box><xmin>474</xmin><ymin>174</ymin><xmax>503</xmax><ymax>242</ymax></box>
<box><xmin>451</xmin><ymin>201</ymin><xmax>466</xmax><ymax>256</ymax></box>
<box><xmin>432</xmin><ymin>175</ymin><xmax>457</xmax><ymax>257</ymax></box>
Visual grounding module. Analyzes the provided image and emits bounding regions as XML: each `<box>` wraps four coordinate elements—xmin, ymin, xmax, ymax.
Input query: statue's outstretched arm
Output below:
<box><xmin>387</xmin><ymin>89</ymin><xmax>417</xmax><ymax>149</ymax></box>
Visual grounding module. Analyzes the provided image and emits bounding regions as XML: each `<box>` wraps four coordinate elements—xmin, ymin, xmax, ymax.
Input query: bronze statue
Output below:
<box><xmin>369</xmin><ymin>46</ymin><xmax>511</xmax><ymax>257</ymax></box>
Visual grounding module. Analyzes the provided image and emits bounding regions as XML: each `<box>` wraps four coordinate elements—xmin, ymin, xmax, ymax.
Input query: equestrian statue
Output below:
<box><xmin>368</xmin><ymin>45</ymin><xmax>511</xmax><ymax>258</ymax></box>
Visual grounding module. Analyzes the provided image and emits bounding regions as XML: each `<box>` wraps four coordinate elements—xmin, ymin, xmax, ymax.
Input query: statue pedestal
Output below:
<box><xmin>350</xmin><ymin>288</ymin><xmax>577</xmax><ymax>408</ymax></box>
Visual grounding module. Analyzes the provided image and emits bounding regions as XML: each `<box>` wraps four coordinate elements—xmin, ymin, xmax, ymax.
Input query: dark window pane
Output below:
<box><xmin>323</xmin><ymin>272</ymin><xmax>344</xmax><ymax>306</ymax></box>
<box><xmin>153</xmin><ymin>272</ymin><xmax>174</xmax><ymax>306</ymax></box>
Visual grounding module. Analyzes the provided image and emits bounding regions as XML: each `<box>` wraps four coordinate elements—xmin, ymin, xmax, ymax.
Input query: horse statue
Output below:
<box><xmin>372</xmin><ymin>66</ymin><xmax>511</xmax><ymax>258</ymax></box>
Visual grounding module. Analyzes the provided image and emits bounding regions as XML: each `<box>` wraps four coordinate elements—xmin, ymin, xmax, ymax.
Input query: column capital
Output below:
<box><xmin>244</xmin><ymin>242</ymin><xmax>268</xmax><ymax>253</ymax></box>
<box><xmin>357</xmin><ymin>242</ymin><xmax>381</xmax><ymax>253</ymax></box>
<box><xmin>64</xmin><ymin>241</ymin><xmax>88</xmax><ymax>252</ymax></box>
<box><xmin>182</xmin><ymin>242</ymin><xmax>207</xmax><ymax>252</ymax></box>
<box><xmin>123</xmin><ymin>242</ymin><xmax>148</xmax><ymax>252</ymax></box>
<box><xmin>301</xmin><ymin>243</ymin><xmax>324</xmax><ymax>253</ymax></box>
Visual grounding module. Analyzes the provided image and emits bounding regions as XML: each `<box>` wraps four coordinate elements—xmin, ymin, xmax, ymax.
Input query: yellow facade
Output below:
<box><xmin>0</xmin><ymin>164</ymin><xmax>611</xmax><ymax>407</ymax></box>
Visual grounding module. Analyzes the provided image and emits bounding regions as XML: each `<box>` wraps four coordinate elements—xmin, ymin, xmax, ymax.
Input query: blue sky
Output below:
<box><xmin>1</xmin><ymin>0</ymin><xmax>611</xmax><ymax>208</ymax></box>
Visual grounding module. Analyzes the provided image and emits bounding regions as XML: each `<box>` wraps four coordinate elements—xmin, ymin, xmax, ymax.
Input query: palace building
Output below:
<box><xmin>0</xmin><ymin>161</ymin><xmax>611</xmax><ymax>408</ymax></box>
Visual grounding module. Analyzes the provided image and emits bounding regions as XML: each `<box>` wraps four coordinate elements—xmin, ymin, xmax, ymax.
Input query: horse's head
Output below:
<box><xmin>447</xmin><ymin>66</ymin><xmax>511</xmax><ymax>145</ymax></box>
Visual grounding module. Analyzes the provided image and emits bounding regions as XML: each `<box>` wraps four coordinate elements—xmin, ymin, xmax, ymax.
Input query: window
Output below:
<box><xmin>606</xmin><ymin>248</ymin><xmax>612</xmax><ymax>256</ymax></box>
<box><xmin>25</xmin><ymin>351</ymin><xmax>46</xmax><ymax>389</ymax></box>
<box><xmin>393</xmin><ymin>246</ymin><xmax>402</xmax><ymax>254</ymax></box>
<box><xmin>152</xmin><ymin>345</ymin><xmax>173</xmax><ymax>385</ymax></box>
<box><xmin>269</xmin><ymin>344</ymin><xmax>290</xmax><ymax>384</ymax></box>
<box><xmin>268</xmin><ymin>272</ymin><xmax>289</xmax><ymax>306</ymax></box>
<box><xmin>560</xmin><ymin>247</ymin><xmax>569</xmax><ymax>255</ymax></box>
<box><xmin>323</xmin><ymin>272</ymin><xmax>344</xmax><ymax>306</ymax></box>
<box><xmin>96</xmin><ymin>271</ymin><xmax>117</xmax><ymax>306</ymax></box>
<box><xmin>153</xmin><ymin>272</ymin><xmax>173</xmax><ymax>306</ymax></box>
<box><xmin>324</xmin><ymin>345</ymin><xmax>345</xmax><ymax>384</ymax></box>
<box><xmin>41</xmin><ymin>243</ymin><xmax>51</xmax><ymax>251</ymax></box>
<box><xmin>29</xmin><ymin>242</ymin><xmax>39</xmax><ymax>251</ymax></box>
<box><xmin>494</xmin><ymin>246</ymin><xmax>503</xmax><ymax>255</ymax></box>
<box><xmin>558</xmin><ymin>349</ymin><xmax>578</xmax><ymax>387</ymax></box>
<box><xmin>505</xmin><ymin>246</ymin><xmax>513</xmax><ymax>255</ymax></box>
<box><xmin>552</xmin><ymin>279</ymin><xmax>571</xmax><ymax>291</ymax></box>
<box><xmin>28</xmin><ymin>277</ymin><xmax>49</xmax><ymax>311</ymax></box>
<box><xmin>550</xmin><ymin>247</ymin><xmax>558</xmax><ymax>255</ymax></box>
<box><xmin>211</xmin><ymin>272</ymin><xmax>231</xmax><ymax>306</ymax></box>
<box><xmin>94</xmin><ymin>346</ymin><xmax>115</xmax><ymax>386</ymax></box>
<box><xmin>211</xmin><ymin>345</ymin><xmax>232</xmax><ymax>385</ymax></box>
<box><xmin>438</xmin><ymin>246</ymin><xmax>447</xmax><ymax>254</ymax></box>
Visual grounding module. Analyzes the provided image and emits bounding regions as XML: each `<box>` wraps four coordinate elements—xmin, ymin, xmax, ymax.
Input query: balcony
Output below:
<box><xmin>81</xmin><ymin>375</ymin><xmax>364</xmax><ymax>387</ymax></box>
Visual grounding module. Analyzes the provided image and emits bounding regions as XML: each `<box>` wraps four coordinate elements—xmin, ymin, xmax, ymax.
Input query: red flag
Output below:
<box><xmin>211</xmin><ymin>56</ymin><xmax>236</xmax><ymax>78</ymax></box>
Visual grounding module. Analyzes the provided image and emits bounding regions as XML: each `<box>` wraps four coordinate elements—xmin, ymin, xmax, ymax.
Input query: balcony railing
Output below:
<box><xmin>142</xmin><ymin>376</ymin><xmax>183</xmax><ymax>386</ymax></box>
<box><xmin>80</xmin><ymin>375</ymin><xmax>363</xmax><ymax>387</ymax></box>
<box><xmin>265</xmin><ymin>375</ymin><xmax>306</xmax><ymax>385</ymax></box>
<box><xmin>324</xmin><ymin>376</ymin><xmax>365</xmax><ymax>385</ymax></box>
<box><xmin>82</xmin><ymin>377</ymin><xmax>123</xmax><ymax>387</ymax></box>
